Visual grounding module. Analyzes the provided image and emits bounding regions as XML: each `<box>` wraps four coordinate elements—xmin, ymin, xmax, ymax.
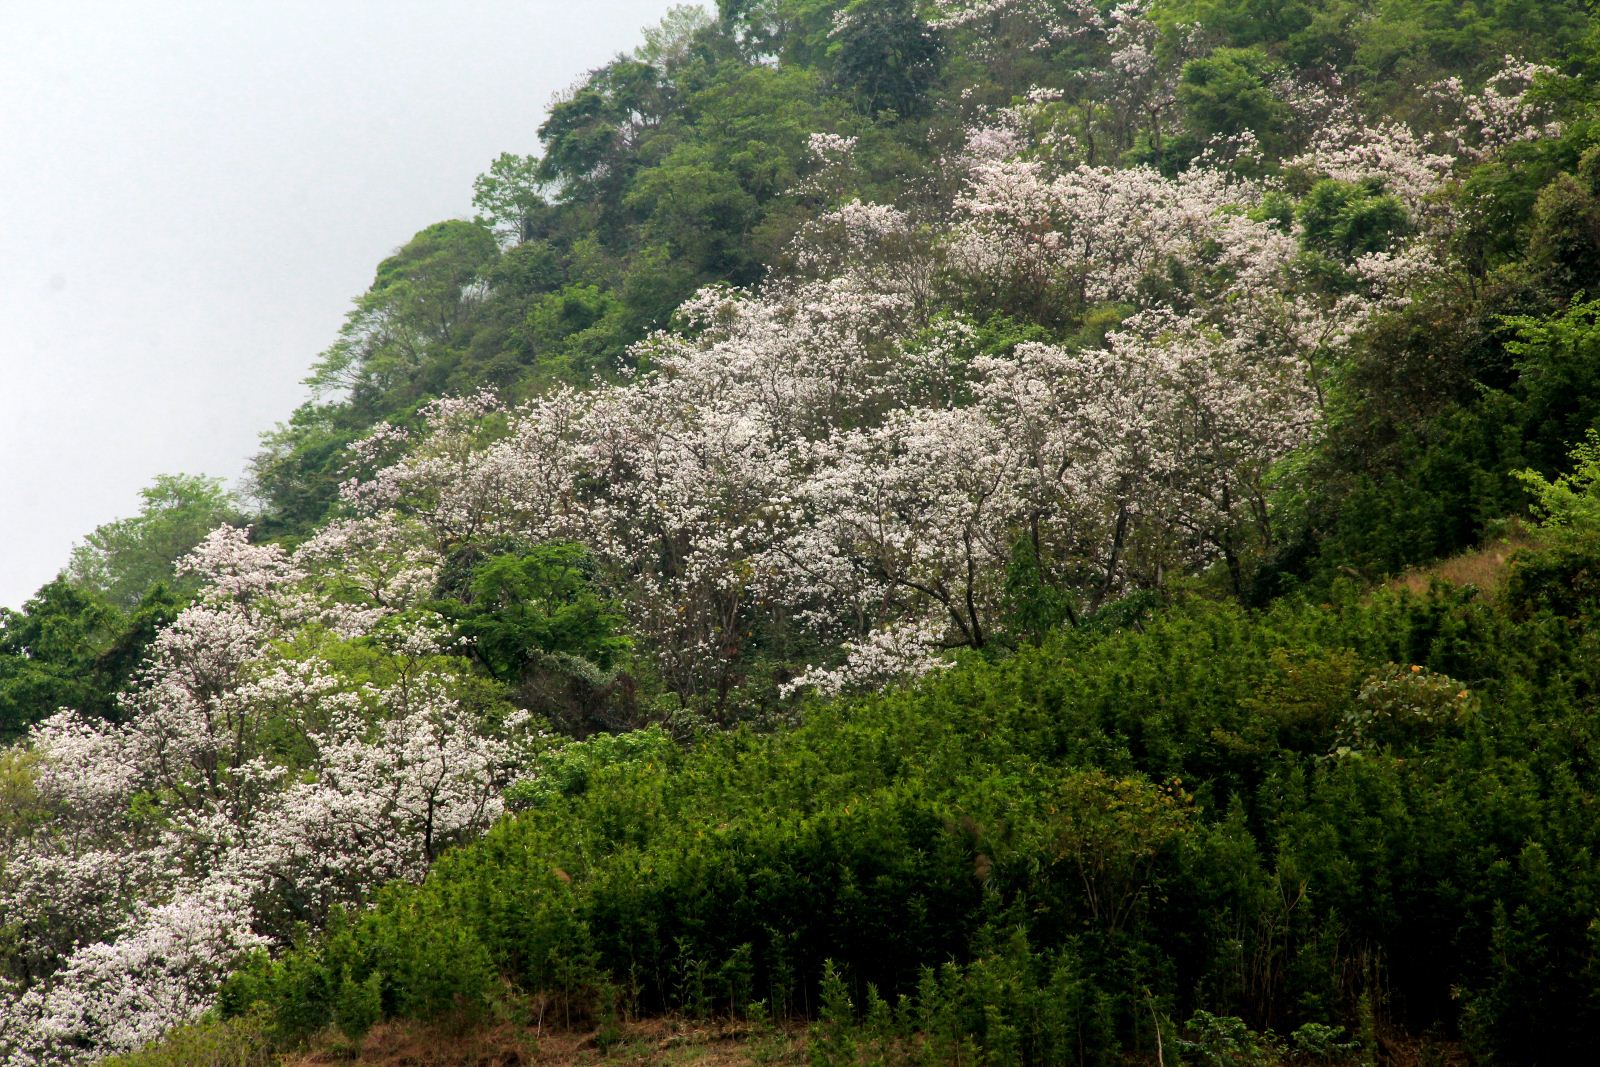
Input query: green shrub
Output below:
<box><xmin>219</xmin><ymin>583</ymin><xmax>1600</xmax><ymax>1063</ymax></box>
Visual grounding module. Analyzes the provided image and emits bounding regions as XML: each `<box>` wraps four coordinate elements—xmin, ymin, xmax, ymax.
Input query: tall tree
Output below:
<box><xmin>829</xmin><ymin>0</ymin><xmax>943</xmax><ymax>117</ymax></box>
<box><xmin>66</xmin><ymin>474</ymin><xmax>243</xmax><ymax>609</ymax></box>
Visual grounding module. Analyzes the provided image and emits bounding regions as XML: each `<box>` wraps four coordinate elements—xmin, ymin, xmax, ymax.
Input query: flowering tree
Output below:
<box><xmin>1429</xmin><ymin>57</ymin><xmax>1565</xmax><ymax>163</ymax></box>
<box><xmin>786</xmin><ymin>405</ymin><xmax>1028</xmax><ymax>650</ymax></box>
<box><xmin>317</xmin><ymin>88</ymin><xmax>1453</xmax><ymax>707</ymax></box>
<box><xmin>0</xmin><ymin>529</ymin><xmax>534</xmax><ymax>1064</ymax></box>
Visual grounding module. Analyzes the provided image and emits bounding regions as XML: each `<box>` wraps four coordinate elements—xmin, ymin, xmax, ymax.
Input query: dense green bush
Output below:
<box><xmin>219</xmin><ymin>562</ymin><xmax>1600</xmax><ymax>1061</ymax></box>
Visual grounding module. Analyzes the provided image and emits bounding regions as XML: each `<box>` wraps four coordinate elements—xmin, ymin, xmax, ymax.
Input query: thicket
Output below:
<box><xmin>218</xmin><ymin>530</ymin><xmax>1600</xmax><ymax>1063</ymax></box>
<box><xmin>1261</xmin><ymin>124</ymin><xmax>1600</xmax><ymax>596</ymax></box>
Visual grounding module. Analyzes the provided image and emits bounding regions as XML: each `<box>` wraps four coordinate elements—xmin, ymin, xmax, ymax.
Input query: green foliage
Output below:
<box><xmin>638</xmin><ymin>5</ymin><xmax>716</xmax><ymax>70</ymax></box>
<box><xmin>66</xmin><ymin>474</ymin><xmax>242</xmax><ymax>608</ymax></box>
<box><xmin>1153</xmin><ymin>0</ymin><xmax>1591</xmax><ymax>96</ymax></box>
<box><xmin>505</xmin><ymin>726</ymin><xmax>678</xmax><ymax>811</ymax></box>
<box><xmin>626</xmin><ymin>152</ymin><xmax>759</xmax><ymax>278</ymax></box>
<box><xmin>1034</xmin><ymin>770</ymin><xmax>1192</xmax><ymax>934</ymax></box>
<box><xmin>519</xmin><ymin>284</ymin><xmax>631</xmax><ymax>383</ymax></box>
<box><xmin>1179</xmin><ymin>1011</ymin><xmax>1282</xmax><ymax>1067</ymax></box>
<box><xmin>537</xmin><ymin>59</ymin><xmax>671</xmax><ymax>198</ymax></box>
<box><xmin>247</xmin><ymin>403</ymin><xmax>363</xmax><ymax>538</ymax></box>
<box><xmin>435</xmin><ymin>544</ymin><xmax>632</xmax><ymax>733</ymax></box>
<box><xmin>1268</xmin><ymin>201</ymin><xmax>1600</xmax><ymax>591</ymax></box>
<box><xmin>450</xmin><ymin>544</ymin><xmax>630</xmax><ymax>675</ymax></box>
<box><xmin>0</xmin><ymin>749</ymin><xmax>46</xmax><ymax>849</ymax></box>
<box><xmin>306</xmin><ymin>219</ymin><xmax>501</xmax><ymax>410</ymax></box>
<box><xmin>1178</xmin><ymin>48</ymin><xmax>1290</xmax><ymax>158</ymax></box>
<box><xmin>98</xmin><ymin>1014</ymin><xmax>275</xmax><ymax>1067</ymax></box>
<box><xmin>1503</xmin><ymin>299</ymin><xmax>1600</xmax><ymax>470</ymax></box>
<box><xmin>472</xmin><ymin>152</ymin><xmax>549</xmax><ymax>244</ymax></box>
<box><xmin>1337</xmin><ymin>663</ymin><xmax>1473</xmax><ymax>751</ymax></box>
<box><xmin>1297</xmin><ymin>179</ymin><xmax>1410</xmax><ymax>261</ymax></box>
<box><xmin>1526</xmin><ymin>171</ymin><xmax>1600</xmax><ymax>290</ymax></box>
<box><xmin>1506</xmin><ymin>430</ymin><xmax>1600</xmax><ymax>615</ymax></box>
<box><xmin>1000</xmin><ymin>535</ymin><xmax>1078</xmax><ymax>643</ymax></box>
<box><xmin>808</xmin><ymin>960</ymin><xmax>859</xmax><ymax>1066</ymax></box>
<box><xmin>0</xmin><ymin>578</ymin><xmax>179</xmax><ymax>739</ymax></box>
<box><xmin>1289</xmin><ymin>1021</ymin><xmax>1360</xmax><ymax>1064</ymax></box>
<box><xmin>1517</xmin><ymin>427</ymin><xmax>1600</xmax><ymax>540</ymax></box>
<box><xmin>221</xmin><ymin>573</ymin><xmax>1600</xmax><ymax>1062</ymax></box>
<box><xmin>828</xmin><ymin>0</ymin><xmax>941</xmax><ymax>118</ymax></box>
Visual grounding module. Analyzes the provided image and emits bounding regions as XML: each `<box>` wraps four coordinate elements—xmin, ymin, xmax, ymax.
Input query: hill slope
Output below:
<box><xmin>9</xmin><ymin>1</ymin><xmax>1600</xmax><ymax>1064</ymax></box>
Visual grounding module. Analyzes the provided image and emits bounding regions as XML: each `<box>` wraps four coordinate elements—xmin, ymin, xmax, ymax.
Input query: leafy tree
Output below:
<box><xmin>1503</xmin><ymin>298</ymin><xmax>1600</xmax><ymax>471</ymax></box>
<box><xmin>1526</xmin><ymin>171</ymin><xmax>1600</xmax><ymax>291</ymax></box>
<box><xmin>537</xmin><ymin>59</ymin><xmax>672</xmax><ymax>202</ymax></box>
<box><xmin>440</xmin><ymin>544</ymin><xmax>632</xmax><ymax>734</ymax></box>
<box><xmin>626</xmin><ymin>148</ymin><xmax>760</xmax><ymax>277</ymax></box>
<box><xmin>829</xmin><ymin>0</ymin><xmax>942</xmax><ymax>118</ymax></box>
<box><xmin>471</xmin><ymin>152</ymin><xmax>551</xmax><ymax>245</ymax></box>
<box><xmin>306</xmin><ymin>220</ymin><xmax>500</xmax><ymax>412</ymax></box>
<box><xmin>0</xmin><ymin>580</ymin><xmax>132</xmax><ymax>738</ymax></box>
<box><xmin>0</xmin><ymin>578</ymin><xmax>190</xmax><ymax>740</ymax></box>
<box><xmin>66</xmin><ymin>474</ymin><xmax>243</xmax><ymax>608</ymax></box>
<box><xmin>1516</xmin><ymin>427</ymin><xmax>1600</xmax><ymax>546</ymax></box>
<box><xmin>1177</xmin><ymin>47</ymin><xmax>1290</xmax><ymax>158</ymax></box>
<box><xmin>635</xmin><ymin>4</ymin><xmax>716</xmax><ymax>69</ymax></box>
<box><xmin>247</xmin><ymin>404</ymin><xmax>364</xmax><ymax>537</ymax></box>
<box><xmin>1297</xmin><ymin>178</ymin><xmax>1409</xmax><ymax>260</ymax></box>
<box><xmin>485</xmin><ymin>238</ymin><xmax>563</xmax><ymax>299</ymax></box>
<box><xmin>717</xmin><ymin>0</ymin><xmax>841</xmax><ymax>67</ymax></box>
<box><xmin>520</xmin><ymin>283</ymin><xmax>631</xmax><ymax>381</ymax></box>
<box><xmin>1158</xmin><ymin>0</ymin><xmax>1317</xmax><ymax>51</ymax></box>
<box><xmin>448</xmin><ymin>544</ymin><xmax>631</xmax><ymax>679</ymax></box>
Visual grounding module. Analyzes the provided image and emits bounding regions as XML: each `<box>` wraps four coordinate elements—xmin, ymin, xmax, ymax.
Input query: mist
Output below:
<box><xmin>0</xmin><ymin>0</ymin><xmax>681</xmax><ymax>608</ymax></box>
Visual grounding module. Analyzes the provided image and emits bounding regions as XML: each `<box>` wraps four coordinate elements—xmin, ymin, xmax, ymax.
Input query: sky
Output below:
<box><xmin>0</xmin><ymin>0</ymin><xmax>682</xmax><ymax>609</ymax></box>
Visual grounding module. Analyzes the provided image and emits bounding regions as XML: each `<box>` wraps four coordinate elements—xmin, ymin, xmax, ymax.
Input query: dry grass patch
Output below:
<box><xmin>284</xmin><ymin>1017</ymin><xmax>806</xmax><ymax>1067</ymax></box>
<box><xmin>1388</xmin><ymin>522</ymin><xmax>1538</xmax><ymax>597</ymax></box>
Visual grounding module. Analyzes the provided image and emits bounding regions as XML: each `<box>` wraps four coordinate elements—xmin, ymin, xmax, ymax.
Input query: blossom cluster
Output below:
<box><xmin>330</xmin><ymin>111</ymin><xmax>1438</xmax><ymax>707</ymax></box>
<box><xmin>1429</xmin><ymin>56</ymin><xmax>1565</xmax><ymax>162</ymax></box>
<box><xmin>928</xmin><ymin>0</ymin><xmax>1107</xmax><ymax>51</ymax></box>
<box><xmin>0</xmin><ymin>528</ymin><xmax>535</xmax><ymax>1064</ymax></box>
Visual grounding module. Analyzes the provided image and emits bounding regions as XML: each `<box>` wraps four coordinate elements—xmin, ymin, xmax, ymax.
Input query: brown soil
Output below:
<box><xmin>284</xmin><ymin>1017</ymin><xmax>807</xmax><ymax>1067</ymax></box>
<box><xmin>283</xmin><ymin>1017</ymin><xmax>1470</xmax><ymax>1067</ymax></box>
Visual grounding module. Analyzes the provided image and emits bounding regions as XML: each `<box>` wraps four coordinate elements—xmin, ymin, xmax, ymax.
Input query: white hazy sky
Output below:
<box><xmin>0</xmin><ymin>0</ymin><xmax>681</xmax><ymax>609</ymax></box>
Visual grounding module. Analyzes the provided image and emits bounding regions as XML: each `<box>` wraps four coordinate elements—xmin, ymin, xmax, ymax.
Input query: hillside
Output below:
<box><xmin>6</xmin><ymin>1</ymin><xmax>1600</xmax><ymax>1064</ymax></box>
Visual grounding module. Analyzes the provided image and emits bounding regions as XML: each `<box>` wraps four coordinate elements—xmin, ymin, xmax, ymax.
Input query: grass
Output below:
<box><xmin>1387</xmin><ymin>520</ymin><xmax>1538</xmax><ymax>597</ymax></box>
